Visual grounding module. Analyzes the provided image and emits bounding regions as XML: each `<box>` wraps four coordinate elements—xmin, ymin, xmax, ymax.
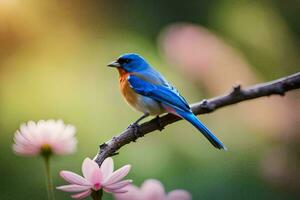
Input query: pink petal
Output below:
<box><xmin>60</xmin><ymin>171</ymin><xmax>91</xmax><ymax>186</ymax></box>
<box><xmin>104</xmin><ymin>180</ymin><xmax>132</xmax><ymax>191</ymax></box>
<box><xmin>141</xmin><ymin>179</ymin><xmax>165</xmax><ymax>200</ymax></box>
<box><xmin>102</xmin><ymin>165</ymin><xmax>131</xmax><ymax>186</ymax></box>
<box><xmin>56</xmin><ymin>184</ymin><xmax>91</xmax><ymax>192</ymax></box>
<box><xmin>71</xmin><ymin>190</ymin><xmax>92</xmax><ymax>199</ymax></box>
<box><xmin>167</xmin><ymin>190</ymin><xmax>191</xmax><ymax>200</ymax></box>
<box><xmin>13</xmin><ymin>119</ymin><xmax>77</xmax><ymax>157</ymax></box>
<box><xmin>52</xmin><ymin>138</ymin><xmax>77</xmax><ymax>155</ymax></box>
<box><xmin>12</xmin><ymin>144</ymin><xmax>39</xmax><ymax>156</ymax></box>
<box><xmin>104</xmin><ymin>188</ymin><xmax>128</xmax><ymax>194</ymax></box>
<box><xmin>12</xmin><ymin>131</ymin><xmax>40</xmax><ymax>155</ymax></box>
<box><xmin>82</xmin><ymin>158</ymin><xmax>99</xmax><ymax>182</ymax></box>
<box><xmin>100</xmin><ymin>157</ymin><xmax>114</xmax><ymax>180</ymax></box>
<box><xmin>14</xmin><ymin>131</ymin><xmax>35</xmax><ymax>146</ymax></box>
<box><xmin>90</xmin><ymin>167</ymin><xmax>102</xmax><ymax>185</ymax></box>
<box><xmin>113</xmin><ymin>185</ymin><xmax>141</xmax><ymax>200</ymax></box>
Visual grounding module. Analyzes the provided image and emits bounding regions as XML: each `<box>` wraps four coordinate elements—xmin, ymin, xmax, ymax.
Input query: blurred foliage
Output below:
<box><xmin>0</xmin><ymin>0</ymin><xmax>299</xmax><ymax>199</ymax></box>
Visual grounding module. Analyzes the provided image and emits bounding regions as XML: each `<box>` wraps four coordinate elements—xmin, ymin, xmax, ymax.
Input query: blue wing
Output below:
<box><xmin>128</xmin><ymin>74</ymin><xmax>190</xmax><ymax>112</ymax></box>
<box><xmin>128</xmin><ymin>73</ymin><xmax>226</xmax><ymax>150</ymax></box>
<box><xmin>134</xmin><ymin>68</ymin><xmax>188</xmax><ymax>102</ymax></box>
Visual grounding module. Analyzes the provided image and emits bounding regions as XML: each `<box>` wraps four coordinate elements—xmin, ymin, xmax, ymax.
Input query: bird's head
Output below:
<box><xmin>107</xmin><ymin>53</ymin><xmax>149</xmax><ymax>73</ymax></box>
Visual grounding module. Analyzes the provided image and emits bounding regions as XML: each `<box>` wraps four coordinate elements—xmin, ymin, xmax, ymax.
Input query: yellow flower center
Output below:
<box><xmin>40</xmin><ymin>144</ymin><xmax>52</xmax><ymax>157</ymax></box>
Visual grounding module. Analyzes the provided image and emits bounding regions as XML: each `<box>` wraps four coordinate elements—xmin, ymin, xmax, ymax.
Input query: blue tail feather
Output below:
<box><xmin>177</xmin><ymin>110</ymin><xmax>226</xmax><ymax>150</ymax></box>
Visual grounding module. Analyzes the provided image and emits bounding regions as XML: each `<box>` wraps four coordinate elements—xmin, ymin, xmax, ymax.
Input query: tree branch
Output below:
<box><xmin>94</xmin><ymin>72</ymin><xmax>300</xmax><ymax>166</ymax></box>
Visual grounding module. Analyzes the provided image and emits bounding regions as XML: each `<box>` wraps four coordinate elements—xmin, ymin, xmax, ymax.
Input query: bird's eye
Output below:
<box><xmin>118</xmin><ymin>58</ymin><xmax>131</xmax><ymax>64</ymax></box>
<box><xmin>124</xmin><ymin>59</ymin><xmax>130</xmax><ymax>63</ymax></box>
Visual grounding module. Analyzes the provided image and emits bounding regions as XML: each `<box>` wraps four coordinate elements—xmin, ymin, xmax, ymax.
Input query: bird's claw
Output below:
<box><xmin>155</xmin><ymin>116</ymin><xmax>164</xmax><ymax>131</ymax></box>
<box><xmin>127</xmin><ymin>123</ymin><xmax>141</xmax><ymax>141</ymax></box>
<box><xmin>127</xmin><ymin>122</ymin><xmax>138</xmax><ymax>129</ymax></box>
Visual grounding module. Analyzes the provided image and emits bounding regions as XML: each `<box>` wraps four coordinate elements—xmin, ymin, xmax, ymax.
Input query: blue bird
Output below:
<box><xmin>108</xmin><ymin>53</ymin><xmax>226</xmax><ymax>150</ymax></box>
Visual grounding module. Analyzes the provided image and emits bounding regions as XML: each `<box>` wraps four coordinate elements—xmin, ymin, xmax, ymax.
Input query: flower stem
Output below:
<box><xmin>91</xmin><ymin>190</ymin><xmax>103</xmax><ymax>200</ymax></box>
<box><xmin>43</xmin><ymin>155</ymin><xmax>55</xmax><ymax>200</ymax></box>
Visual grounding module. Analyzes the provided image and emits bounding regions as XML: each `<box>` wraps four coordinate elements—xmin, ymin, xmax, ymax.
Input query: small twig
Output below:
<box><xmin>94</xmin><ymin>72</ymin><xmax>300</xmax><ymax>166</ymax></box>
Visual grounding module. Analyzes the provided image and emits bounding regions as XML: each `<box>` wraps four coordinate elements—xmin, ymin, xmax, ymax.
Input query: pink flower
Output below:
<box><xmin>13</xmin><ymin>119</ymin><xmax>77</xmax><ymax>156</ymax></box>
<box><xmin>114</xmin><ymin>179</ymin><xmax>191</xmax><ymax>200</ymax></box>
<box><xmin>57</xmin><ymin>157</ymin><xmax>132</xmax><ymax>199</ymax></box>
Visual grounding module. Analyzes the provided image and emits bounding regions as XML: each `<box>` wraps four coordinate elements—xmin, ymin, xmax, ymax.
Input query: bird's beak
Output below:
<box><xmin>107</xmin><ymin>60</ymin><xmax>121</xmax><ymax>68</ymax></box>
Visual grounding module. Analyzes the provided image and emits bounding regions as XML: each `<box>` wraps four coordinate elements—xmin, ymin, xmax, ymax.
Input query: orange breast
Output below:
<box><xmin>118</xmin><ymin>69</ymin><xmax>138</xmax><ymax>107</ymax></box>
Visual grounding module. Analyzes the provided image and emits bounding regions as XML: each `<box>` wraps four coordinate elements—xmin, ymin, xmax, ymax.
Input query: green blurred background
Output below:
<box><xmin>0</xmin><ymin>0</ymin><xmax>299</xmax><ymax>199</ymax></box>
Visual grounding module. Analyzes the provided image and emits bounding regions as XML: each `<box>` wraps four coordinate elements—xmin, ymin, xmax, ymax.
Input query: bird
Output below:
<box><xmin>107</xmin><ymin>53</ymin><xmax>226</xmax><ymax>150</ymax></box>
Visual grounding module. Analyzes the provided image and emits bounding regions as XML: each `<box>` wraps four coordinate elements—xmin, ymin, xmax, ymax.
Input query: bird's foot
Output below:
<box><xmin>155</xmin><ymin>116</ymin><xmax>164</xmax><ymax>131</ymax></box>
<box><xmin>127</xmin><ymin>122</ymin><xmax>141</xmax><ymax>141</ymax></box>
<box><xmin>127</xmin><ymin>122</ymin><xmax>139</xmax><ymax>129</ymax></box>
